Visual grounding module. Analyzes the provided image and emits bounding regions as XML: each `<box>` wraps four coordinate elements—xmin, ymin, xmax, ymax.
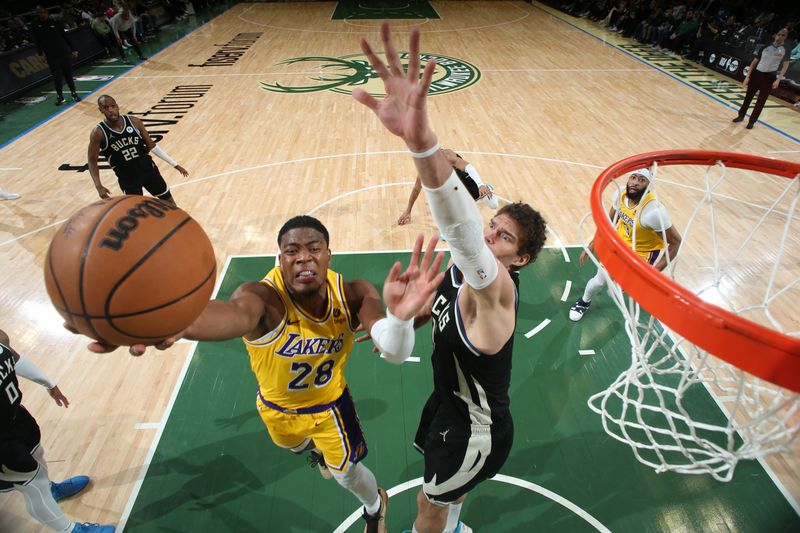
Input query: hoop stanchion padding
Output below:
<box><xmin>591</xmin><ymin>150</ymin><xmax>800</xmax><ymax>393</ymax></box>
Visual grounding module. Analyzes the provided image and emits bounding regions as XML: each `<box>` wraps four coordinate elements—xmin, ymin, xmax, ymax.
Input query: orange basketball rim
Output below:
<box><xmin>591</xmin><ymin>150</ymin><xmax>800</xmax><ymax>393</ymax></box>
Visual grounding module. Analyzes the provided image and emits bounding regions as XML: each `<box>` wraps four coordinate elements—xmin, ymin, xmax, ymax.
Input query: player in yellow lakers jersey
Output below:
<box><xmin>570</xmin><ymin>168</ymin><xmax>682</xmax><ymax>321</ymax></box>
<box><xmin>86</xmin><ymin>215</ymin><xmax>445</xmax><ymax>533</ymax></box>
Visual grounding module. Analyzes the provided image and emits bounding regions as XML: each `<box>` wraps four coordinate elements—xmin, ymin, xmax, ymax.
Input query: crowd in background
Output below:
<box><xmin>0</xmin><ymin>0</ymin><xmax>214</xmax><ymax>54</ymax></box>
<box><xmin>548</xmin><ymin>0</ymin><xmax>800</xmax><ymax>104</ymax></box>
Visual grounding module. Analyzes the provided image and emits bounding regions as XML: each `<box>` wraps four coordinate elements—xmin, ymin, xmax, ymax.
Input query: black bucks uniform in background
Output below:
<box><xmin>98</xmin><ymin>115</ymin><xmax>172</xmax><ymax>199</ymax></box>
<box><xmin>414</xmin><ymin>265</ymin><xmax>518</xmax><ymax>504</ymax></box>
<box><xmin>0</xmin><ymin>341</ymin><xmax>43</xmax><ymax>492</ymax></box>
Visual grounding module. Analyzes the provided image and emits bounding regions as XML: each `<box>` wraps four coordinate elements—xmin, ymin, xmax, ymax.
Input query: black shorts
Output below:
<box><xmin>0</xmin><ymin>406</ymin><xmax>42</xmax><ymax>491</ymax></box>
<box><xmin>413</xmin><ymin>393</ymin><xmax>513</xmax><ymax>504</ymax></box>
<box><xmin>118</xmin><ymin>161</ymin><xmax>171</xmax><ymax>199</ymax></box>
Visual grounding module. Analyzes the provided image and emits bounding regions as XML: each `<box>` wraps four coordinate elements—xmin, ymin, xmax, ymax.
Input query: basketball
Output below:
<box><xmin>44</xmin><ymin>196</ymin><xmax>216</xmax><ymax>346</ymax></box>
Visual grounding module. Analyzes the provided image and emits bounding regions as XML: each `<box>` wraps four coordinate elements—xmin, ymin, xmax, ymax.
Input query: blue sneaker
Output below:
<box><xmin>51</xmin><ymin>475</ymin><xmax>90</xmax><ymax>502</ymax></box>
<box><xmin>72</xmin><ymin>523</ymin><xmax>115</xmax><ymax>533</ymax></box>
<box><xmin>454</xmin><ymin>522</ymin><xmax>473</xmax><ymax>533</ymax></box>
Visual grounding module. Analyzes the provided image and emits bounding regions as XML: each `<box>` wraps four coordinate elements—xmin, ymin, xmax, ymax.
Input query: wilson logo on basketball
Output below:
<box><xmin>98</xmin><ymin>199</ymin><xmax>179</xmax><ymax>251</ymax></box>
<box><xmin>261</xmin><ymin>52</ymin><xmax>480</xmax><ymax>96</ymax></box>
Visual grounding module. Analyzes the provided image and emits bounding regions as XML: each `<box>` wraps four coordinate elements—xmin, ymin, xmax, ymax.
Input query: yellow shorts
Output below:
<box><xmin>256</xmin><ymin>388</ymin><xmax>367</xmax><ymax>473</ymax></box>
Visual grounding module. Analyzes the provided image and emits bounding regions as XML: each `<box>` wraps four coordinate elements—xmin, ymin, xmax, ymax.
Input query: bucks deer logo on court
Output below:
<box><xmin>261</xmin><ymin>52</ymin><xmax>480</xmax><ymax>96</ymax></box>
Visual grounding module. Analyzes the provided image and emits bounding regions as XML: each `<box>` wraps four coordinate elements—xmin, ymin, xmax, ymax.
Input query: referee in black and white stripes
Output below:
<box><xmin>733</xmin><ymin>27</ymin><xmax>791</xmax><ymax>129</ymax></box>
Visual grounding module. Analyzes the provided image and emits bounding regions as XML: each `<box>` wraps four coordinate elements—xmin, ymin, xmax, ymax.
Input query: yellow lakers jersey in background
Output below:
<box><xmin>616</xmin><ymin>190</ymin><xmax>664</xmax><ymax>259</ymax></box>
<box><xmin>244</xmin><ymin>267</ymin><xmax>356</xmax><ymax>410</ymax></box>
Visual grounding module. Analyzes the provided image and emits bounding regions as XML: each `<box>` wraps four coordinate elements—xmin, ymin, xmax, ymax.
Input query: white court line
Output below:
<box><xmin>333</xmin><ymin>475</ymin><xmax>611</xmax><ymax>533</ymax></box>
<box><xmin>545</xmin><ymin>224</ymin><xmax>571</xmax><ymax>263</ymax></box>
<box><xmin>578</xmin><ymin>349</ymin><xmax>596</xmax><ymax>356</ymax></box>
<box><xmin>561</xmin><ymin>280</ymin><xmax>572</xmax><ymax>302</ymax></box>
<box><xmin>766</xmin><ymin>150</ymin><xmax>800</xmax><ymax>154</ymax></box>
<box><xmin>0</xmin><ymin>168</ymin><xmax>22</xmax><ymax>171</ymax></box>
<box><xmin>525</xmin><ymin>319</ymin><xmax>551</xmax><ymax>339</ymax></box>
<box><xmin>380</xmin><ymin>355</ymin><xmax>420</xmax><ymax>363</ymax></box>
<box><xmin>134</xmin><ymin>423</ymin><xmax>161</xmax><ymax>430</ymax></box>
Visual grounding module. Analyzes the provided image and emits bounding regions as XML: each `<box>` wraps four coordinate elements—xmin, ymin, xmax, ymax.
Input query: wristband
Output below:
<box><xmin>370</xmin><ymin>310</ymin><xmax>414</xmax><ymax>365</ymax></box>
<box><xmin>410</xmin><ymin>141</ymin><xmax>440</xmax><ymax>159</ymax></box>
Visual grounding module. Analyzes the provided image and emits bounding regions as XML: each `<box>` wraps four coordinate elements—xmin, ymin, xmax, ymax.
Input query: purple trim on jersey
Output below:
<box><xmin>257</xmin><ymin>388</ymin><xmax>337</xmax><ymax>414</ymax></box>
<box><xmin>646</xmin><ymin>250</ymin><xmax>660</xmax><ymax>265</ymax></box>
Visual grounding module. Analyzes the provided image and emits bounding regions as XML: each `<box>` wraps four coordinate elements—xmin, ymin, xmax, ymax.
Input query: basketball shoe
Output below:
<box><xmin>569</xmin><ymin>298</ymin><xmax>591</xmax><ymax>321</ymax></box>
<box><xmin>0</xmin><ymin>189</ymin><xmax>20</xmax><ymax>200</ymax></box>
<box><xmin>51</xmin><ymin>475</ymin><xmax>90</xmax><ymax>502</ymax></box>
<box><xmin>362</xmin><ymin>487</ymin><xmax>388</xmax><ymax>533</ymax></box>
<box><xmin>72</xmin><ymin>523</ymin><xmax>115</xmax><ymax>532</ymax></box>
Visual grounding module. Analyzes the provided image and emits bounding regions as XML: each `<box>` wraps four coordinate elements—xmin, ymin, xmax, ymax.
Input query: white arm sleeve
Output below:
<box><xmin>151</xmin><ymin>145</ymin><xmax>178</xmax><ymax>167</ymax></box>
<box><xmin>639</xmin><ymin>201</ymin><xmax>672</xmax><ymax>231</ymax></box>
<box><xmin>369</xmin><ymin>311</ymin><xmax>414</xmax><ymax>365</ymax></box>
<box><xmin>422</xmin><ymin>170</ymin><xmax>498</xmax><ymax>289</ymax></box>
<box><xmin>15</xmin><ymin>357</ymin><xmax>56</xmax><ymax>389</ymax></box>
<box><xmin>464</xmin><ymin>163</ymin><xmax>485</xmax><ymax>188</ymax></box>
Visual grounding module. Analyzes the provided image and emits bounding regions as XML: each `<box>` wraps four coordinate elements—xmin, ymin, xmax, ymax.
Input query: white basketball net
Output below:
<box><xmin>583</xmin><ymin>159</ymin><xmax>800</xmax><ymax>482</ymax></box>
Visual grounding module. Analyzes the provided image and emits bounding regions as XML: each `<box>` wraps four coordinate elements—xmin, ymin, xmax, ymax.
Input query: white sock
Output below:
<box><xmin>364</xmin><ymin>492</ymin><xmax>381</xmax><ymax>516</ymax></box>
<box><xmin>582</xmin><ymin>269</ymin><xmax>608</xmax><ymax>302</ymax></box>
<box><xmin>15</xmin><ymin>466</ymin><xmax>72</xmax><ymax>531</ymax></box>
<box><xmin>330</xmin><ymin>461</ymin><xmax>380</xmax><ymax>513</ymax></box>
<box><xmin>444</xmin><ymin>502</ymin><xmax>463</xmax><ymax>532</ymax></box>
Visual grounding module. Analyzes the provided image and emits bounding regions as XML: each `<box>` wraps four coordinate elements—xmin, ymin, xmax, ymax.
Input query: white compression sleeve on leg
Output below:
<box><xmin>151</xmin><ymin>145</ymin><xmax>178</xmax><ymax>167</ymax></box>
<box><xmin>15</xmin><ymin>357</ymin><xmax>56</xmax><ymax>389</ymax></box>
<box><xmin>370</xmin><ymin>311</ymin><xmax>414</xmax><ymax>365</ymax></box>
<box><xmin>582</xmin><ymin>269</ymin><xmax>608</xmax><ymax>302</ymax></box>
<box><xmin>16</xmin><ymin>466</ymin><xmax>72</xmax><ymax>532</ymax></box>
<box><xmin>331</xmin><ymin>462</ymin><xmax>379</xmax><ymax>510</ymax></box>
<box><xmin>422</xmin><ymin>170</ymin><xmax>498</xmax><ymax>289</ymax></box>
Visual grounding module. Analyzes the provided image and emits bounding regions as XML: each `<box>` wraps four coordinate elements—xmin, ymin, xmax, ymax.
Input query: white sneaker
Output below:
<box><xmin>0</xmin><ymin>190</ymin><xmax>20</xmax><ymax>200</ymax></box>
<box><xmin>569</xmin><ymin>298</ymin><xmax>591</xmax><ymax>321</ymax></box>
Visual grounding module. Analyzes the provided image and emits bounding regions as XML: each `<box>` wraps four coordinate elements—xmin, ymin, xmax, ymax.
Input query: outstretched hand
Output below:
<box><xmin>383</xmin><ymin>234</ymin><xmax>445</xmax><ymax>321</ymax></box>
<box><xmin>63</xmin><ymin>322</ymin><xmax>183</xmax><ymax>356</ymax></box>
<box><xmin>352</xmin><ymin>23</ymin><xmax>438</xmax><ymax>152</ymax></box>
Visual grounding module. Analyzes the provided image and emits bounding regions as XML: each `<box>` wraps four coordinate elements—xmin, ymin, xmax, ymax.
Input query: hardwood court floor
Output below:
<box><xmin>1</xmin><ymin>2</ymin><xmax>797</xmax><ymax>531</ymax></box>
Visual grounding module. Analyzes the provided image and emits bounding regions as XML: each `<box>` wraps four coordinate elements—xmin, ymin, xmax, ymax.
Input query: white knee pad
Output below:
<box><xmin>423</xmin><ymin>171</ymin><xmax>498</xmax><ymax>289</ymax></box>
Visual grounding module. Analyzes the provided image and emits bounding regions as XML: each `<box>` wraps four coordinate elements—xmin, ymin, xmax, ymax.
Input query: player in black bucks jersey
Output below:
<box><xmin>0</xmin><ymin>328</ymin><xmax>115</xmax><ymax>532</ymax></box>
<box><xmin>88</xmin><ymin>95</ymin><xmax>188</xmax><ymax>206</ymax></box>
<box><xmin>355</xmin><ymin>24</ymin><xmax>547</xmax><ymax>533</ymax></box>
